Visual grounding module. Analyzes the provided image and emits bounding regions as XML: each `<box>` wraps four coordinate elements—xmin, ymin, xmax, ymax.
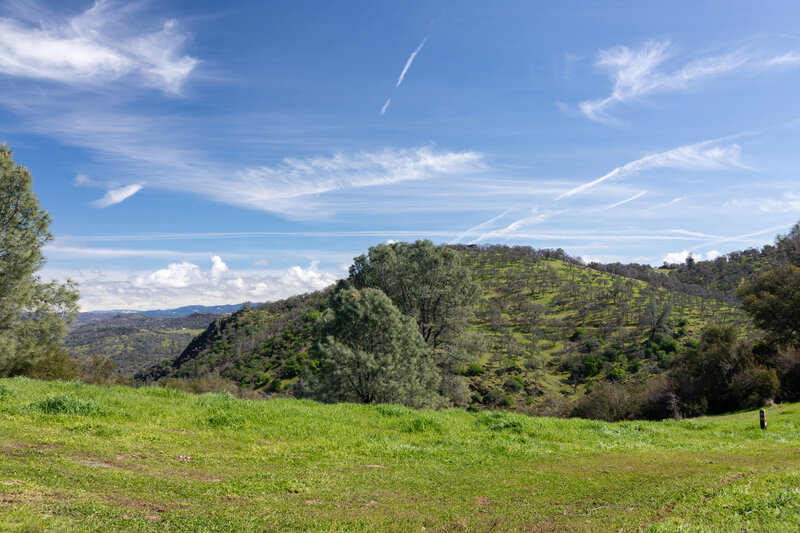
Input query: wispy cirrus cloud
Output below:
<box><xmin>573</xmin><ymin>40</ymin><xmax>800</xmax><ymax>123</ymax></box>
<box><xmin>396</xmin><ymin>37</ymin><xmax>427</xmax><ymax>87</ymax></box>
<box><xmin>92</xmin><ymin>183</ymin><xmax>143</xmax><ymax>207</ymax></box>
<box><xmin>604</xmin><ymin>190</ymin><xmax>646</xmax><ymax>210</ymax></box>
<box><xmin>725</xmin><ymin>191</ymin><xmax>800</xmax><ymax>213</ymax></box>
<box><xmin>380</xmin><ymin>98</ymin><xmax>392</xmax><ymax>116</ymax></box>
<box><xmin>0</xmin><ymin>0</ymin><xmax>197</xmax><ymax>93</ymax></box>
<box><xmin>556</xmin><ymin>135</ymin><xmax>750</xmax><ymax>200</ymax></box>
<box><xmin>380</xmin><ymin>36</ymin><xmax>428</xmax><ymax>115</ymax></box>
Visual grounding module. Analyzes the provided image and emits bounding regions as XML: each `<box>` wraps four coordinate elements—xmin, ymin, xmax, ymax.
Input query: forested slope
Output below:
<box><xmin>64</xmin><ymin>313</ymin><xmax>227</xmax><ymax>375</ymax></box>
<box><xmin>138</xmin><ymin>245</ymin><xmax>750</xmax><ymax>411</ymax></box>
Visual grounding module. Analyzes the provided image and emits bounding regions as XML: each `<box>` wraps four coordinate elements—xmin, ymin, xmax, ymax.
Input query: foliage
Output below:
<box><xmin>0</xmin><ymin>145</ymin><xmax>79</xmax><ymax>378</ymax></box>
<box><xmin>350</xmin><ymin>240</ymin><xmax>481</xmax><ymax>351</ymax></box>
<box><xmin>79</xmin><ymin>355</ymin><xmax>117</xmax><ymax>385</ymax></box>
<box><xmin>738</xmin><ymin>264</ymin><xmax>800</xmax><ymax>346</ymax></box>
<box><xmin>729</xmin><ymin>366</ymin><xmax>780</xmax><ymax>409</ymax></box>
<box><xmin>305</xmin><ymin>288</ymin><xmax>440</xmax><ymax>408</ymax></box>
<box><xmin>24</xmin><ymin>347</ymin><xmax>79</xmax><ymax>381</ymax></box>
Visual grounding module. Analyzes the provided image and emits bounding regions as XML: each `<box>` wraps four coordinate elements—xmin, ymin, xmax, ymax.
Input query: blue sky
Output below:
<box><xmin>2</xmin><ymin>1</ymin><xmax>800</xmax><ymax>310</ymax></box>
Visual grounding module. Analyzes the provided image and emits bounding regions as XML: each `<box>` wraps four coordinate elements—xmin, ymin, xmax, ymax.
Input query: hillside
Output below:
<box><xmin>1</xmin><ymin>377</ymin><xmax>798</xmax><ymax>531</ymax></box>
<box><xmin>138</xmin><ymin>245</ymin><xmax>751</xmax><ymax>410</ymax></box>
<box><xmin>64</xmin><ymin>313</ymin><xmax>229</xmax><ymax>376</ymax></box>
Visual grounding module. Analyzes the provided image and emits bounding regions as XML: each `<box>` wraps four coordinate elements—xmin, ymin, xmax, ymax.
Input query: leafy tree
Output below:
<box><xmin>349</xmin><ymin>240</ymin><xmax>481</xmax><ymax>402</ymax></box>
<box><xmin>0</xmin><ymin>145</ymin><xmax>79</xmax><ymax>377</ymax></box>
<box><xmin>738</xmin><ymin>264</ymin><xmax>800</xmax><ymax>346</ymax></box>
<box><xmin>308</xmin><ymin>288</ymin><xmax>441</xmax><ymax>408</ymax></box>
<box><xmin>350</xmin><ymin>240</ymin><xmax>480</xmax><ymax>350</ymax></box>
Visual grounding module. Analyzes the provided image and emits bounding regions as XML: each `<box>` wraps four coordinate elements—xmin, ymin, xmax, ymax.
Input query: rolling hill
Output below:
<box><xmin>137</xmin><ymin>245</ymin><xmax>752</xmax><ymax>410</ymax></box>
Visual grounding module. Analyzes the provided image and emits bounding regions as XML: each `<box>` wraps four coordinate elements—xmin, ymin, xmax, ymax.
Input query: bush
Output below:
<box><xmin>571</xmin><ymin>382</ymin><xmax>632</xmax><ymax>421</ymax></box>
<box><xmin>503</xmin><ymin>376</ymin><xmax>524</xmax><ymax>393</ymax></box>
<box><xmin>483</xmin><ymin>389</ymin><xmax>513</xmax><ymax>407</ymax></box>
<box><xmin>34</xmin><ymin>395</ymin><xmax>99</xmax><ymax>416</ymax></box>
<box><xmin>464</xmin><ymin>363</ymin><xmax>485</xmax><ymax>376</ymax></box>
<box><xmin>730</xmin><ymin>367</ymin><xmax>780</xmax><ymax>409</ymax></box>
<box><xmin>24</xmin><ymin>348</ymin><xmax>78</xmax><ymax>381</ymax></box>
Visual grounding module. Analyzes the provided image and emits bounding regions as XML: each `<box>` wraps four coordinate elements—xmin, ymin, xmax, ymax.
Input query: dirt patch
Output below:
<box><xmin>174</xmin><ymin>455</ymin><xmax>192</xmax><ymax>462</ymax></box>
<box><xmin>0</xmin><ymin>492</ymin><xmax>68</xmax><ymax>505</ymax></box>
<box><xmin>80</xmin><ymin>460</ymin><xmax>114</xmax><ymax>468</ymax></box>
<box><xmin>364</xmin><ymin>464</ymin><xmax>386</xmax><ymax>469</ymax></box>
<box><xmin>475</xmin><ymin>496</ymin><xmax>490</xmax><ymax>506</ymax></box>
<box><xmin>305</xmin><ymin>499</ymin><xmax>323</xmax><ymax>505</ymax></box>
<box><xmin>2</xmin><ymin>480</ymin><xmax>24</xmax><ymax>485</ymax></box>
<box><xmin>720</xmin><ymin>472</ymin><xmax>746</xmax><ymax>486</ymax></box>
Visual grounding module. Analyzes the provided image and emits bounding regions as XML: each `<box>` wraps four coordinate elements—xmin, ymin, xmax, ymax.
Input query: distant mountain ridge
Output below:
<box><xmin>76</xmin><ymin>303</ymin><xmax>251</xmax><ymax>324</ymax></box>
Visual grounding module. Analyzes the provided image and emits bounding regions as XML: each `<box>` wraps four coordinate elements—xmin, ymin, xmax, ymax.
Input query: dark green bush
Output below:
<box><xmin>730</xmin><ymin>367</ymin><xmax>780</xmax><ymax>409</ymax></box>
<box><xmin>464</xmin><ymin>363</ymin><xmax>485</xmax><ymax>376</ymax></box>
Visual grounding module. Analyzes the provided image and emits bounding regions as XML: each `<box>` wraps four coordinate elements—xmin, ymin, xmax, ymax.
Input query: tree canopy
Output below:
<box><xmin>308</xmin><ymin>288</ymin><xmax>440</xmax><ymax>408</ymax></box>
<box><xmin>349</xmin><ymin>240</ymin><xmax>481</xmax><ymax>352</ymax></box>
<box><xmin>0</xmin><ymin>144</ymin><xmax>79</xmax><ymax>377</ymax></box>
<box><xmin>738</xmin><ymin>264</ymin><xmax>800</xmax><ymax>347</ymax></box>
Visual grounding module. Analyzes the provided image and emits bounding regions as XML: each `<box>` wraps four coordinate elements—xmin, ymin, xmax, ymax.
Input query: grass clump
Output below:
<box><xmin>33</xmin><ymin>395</ymin><xmax>99</xmax><ymax>416</ymax></box>
<box><xmin>476</xmin><ymin>411</ymin><xmax>524</xmax><ymax>432</ymax></box>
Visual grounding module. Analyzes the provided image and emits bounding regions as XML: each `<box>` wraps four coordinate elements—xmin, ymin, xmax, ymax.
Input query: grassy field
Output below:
<box><xmin>1</xmin><ymin>377</ymin><xmax>799</xmax><ymax>532</ymax></box>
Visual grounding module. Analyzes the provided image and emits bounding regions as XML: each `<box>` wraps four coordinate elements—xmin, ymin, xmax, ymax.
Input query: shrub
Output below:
<box><xmin>464</xmin><ymin>363</ymin><xmax>485</xmax><ymax>376</ymax></box>
<box><xmin>34</xmin><ymin>395</ymin><xmax>99</xmax><ymax>416</ymax></box>
<box><xmin>571</xmin><ymin>382</ymin><xmax>632</xmax><ymax>421</ymax></box>
<box><xmin>730</xmin><ymin>367</ymin><xmax>780</xmax><ymax>409</ymax></box>
<box><xmin>483</xmin><ymin>389</ymin><xmax>513</xmax><ymax>407</ymax></box>
<box><xmin>503</xmin><ymin>376</ymin><xmax>524</xmax><ymax>393</ymax></box>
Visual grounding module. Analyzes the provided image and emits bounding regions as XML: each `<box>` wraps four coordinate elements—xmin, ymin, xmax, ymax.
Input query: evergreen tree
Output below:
<box><xmin>349</xmin><ymin>240</ymin><xmax>482</xmax><ymax>403</ymax></box>
<box><xmin>309</xmin><ymin>288</ymin><xmax>440</xmax><ymax>408</ymax></box>
<box><xmin>0</xmin><ymin>144</ymin><xmax>79</xmax><ymax>377</ymax></box>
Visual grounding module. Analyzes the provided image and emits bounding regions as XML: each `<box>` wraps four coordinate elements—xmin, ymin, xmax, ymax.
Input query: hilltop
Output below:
<box><xmin>137</xmin><ymin>245</ymin><xmax>751</xmax><ymax>412</ymax></box>
<box><xmin>0</xmin><ymin>377</ymin><xmax>798</xmax><ymax>532</ymax></box>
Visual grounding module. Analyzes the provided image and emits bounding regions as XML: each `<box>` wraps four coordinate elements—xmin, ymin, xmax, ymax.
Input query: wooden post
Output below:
<box><xmin>760</xmin><ymin>409</ymin><xmax>767</xmax><ymax>431</ymax></box>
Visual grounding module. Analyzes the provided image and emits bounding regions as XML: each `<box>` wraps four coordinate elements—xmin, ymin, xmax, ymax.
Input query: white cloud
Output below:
<box><xmin>92</xmin><ymin>183</ymin><xmax>143</xmax><ymax>207</ymax></box>
<box><xmin>661</xmin><ymin>250</ymin><xmax>691</xmax><ymax>265</ymax></box>
<box><xmin>204</xmin><ymin>147</ymin><xmax>484</xmax><ymax>215</ymax></box>
<box><xmin>396</xmin><ymin>37</ymin><xmax>427</xmax><ymax>87</ymax></box>
<box><xmin>72</xmin><ymin>256</ymin><xmax>339</xmax><ymax>311</ymax></box>
<box><xmin>0</xmin><ymin>1</ymin><xmax>197</xmax><ymax>93</ymax></box>
<box><xmin>727</xmin><ymin>191</ymin><xmax>800</xmax><ymax>213</ymax></box>
<box><xmin>380</xmin><ymin>98</ymin><xmax>391</xmax><ymax>116</ymax></box>
<box><xmin>604</xmin><ymin>190</ymin><xmax>646</xmax><ymax>210</ymax></box>
<box><xmin>252</xmin><ymin>259</ymin><xmax>270</xmax><ymax>267</ymax></box>
<box><xmin>556</xmin><ymin>135</ymin><xmax>749</xmax><ymax>200</ymax></box>
<box><xmin>660</xmin><ymin>249</ymin><xmax>726</xmax><ymax>265</ymax></box>
<box><xmin>44</xmin><ymin>244</ymin><xmax>203</xmax><ymax>259</ymax></box>
<box><xmin>576</xmin><ymin>40</ymin><xmax>800</xmax><ymax>123</ymax></box>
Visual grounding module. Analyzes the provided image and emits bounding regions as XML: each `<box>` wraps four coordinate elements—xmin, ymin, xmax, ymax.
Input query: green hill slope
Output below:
<box><xmin>64</xmin><ymin>313</ymin><xmax>229</xmax><ymax>376</ymax></box>
<box><xmin>137</xmin><ymin>246</ymin><xmax>750</xmax><ymax>410</ymax></box>
<box><xmin>1</xmin><ymin>377</ymin><xmax>798</xmax><ymax>532</ymax></box>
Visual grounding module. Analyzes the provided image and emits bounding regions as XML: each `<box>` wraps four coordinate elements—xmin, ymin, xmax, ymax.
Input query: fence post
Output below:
<box><xmin>760</xmin><ymin>409</ymin><xmax>767</xmax><ymax>431</ymax></box>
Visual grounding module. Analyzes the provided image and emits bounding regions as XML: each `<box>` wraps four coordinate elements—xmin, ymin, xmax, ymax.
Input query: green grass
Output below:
<box><xmin>1</xmin><ymin>377</ymin><xmax>799</xmax><ymax>532</ymax></box>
